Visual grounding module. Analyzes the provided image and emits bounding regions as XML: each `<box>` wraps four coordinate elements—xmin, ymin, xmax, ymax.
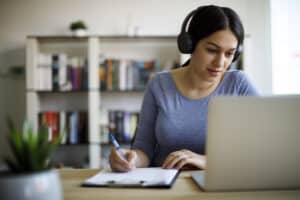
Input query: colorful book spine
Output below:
<box><xmin>107</xmin><ymin>110</ymin><xmax>139</xmax><ymax>144</ymax></box>
<box><xmin>38</xmin><ymin>111</ymin><xmax>88</xmax><ymax>144</ymax></box>
<box><xmin>99</xmin><ymin>58</ymin><xmax>159</xmax><ymax>91</ymax></box>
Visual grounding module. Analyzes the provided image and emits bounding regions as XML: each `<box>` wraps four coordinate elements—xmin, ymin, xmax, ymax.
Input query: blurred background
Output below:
<box><xmin>0</xmin><ymin>0</ymin><xmax>299</xmax><ymax>168</ymax></box>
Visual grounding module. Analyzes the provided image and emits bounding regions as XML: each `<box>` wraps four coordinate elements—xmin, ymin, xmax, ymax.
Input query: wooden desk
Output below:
<box><xmin>59</xmin><ymin>169</ymin><xmax>300</xmax><ymax>200</ymax></box>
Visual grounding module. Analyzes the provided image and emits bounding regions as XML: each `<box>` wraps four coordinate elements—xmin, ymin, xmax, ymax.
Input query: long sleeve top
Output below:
<box><xmin>132</xmin><ymin>70</ymin><xmax>259</xmax><ymax>166</ymax></box>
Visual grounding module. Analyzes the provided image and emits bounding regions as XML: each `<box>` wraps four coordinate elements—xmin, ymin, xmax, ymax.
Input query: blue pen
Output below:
<box><xmin>109</xmin><ymin>134</ymin><xmax>126</xmax><ymax>159</ymax></box>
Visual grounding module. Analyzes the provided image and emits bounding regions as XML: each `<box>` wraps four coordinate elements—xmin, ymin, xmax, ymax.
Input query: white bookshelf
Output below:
<box><xmin>26</xmin><ymin>36</ymin><xmax>100</xmax><ymax>168</ymax></box>
<box><xmin>26</xmin><ymin>35</ymin><xmax>180</xmax><ymax>169</ymax></box>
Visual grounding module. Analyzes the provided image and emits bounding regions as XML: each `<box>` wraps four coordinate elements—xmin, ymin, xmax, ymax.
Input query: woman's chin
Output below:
<box><xmin>206</xmin><ymin>75</ymin><xmax>221</xmax><ymax>83</ymax></box>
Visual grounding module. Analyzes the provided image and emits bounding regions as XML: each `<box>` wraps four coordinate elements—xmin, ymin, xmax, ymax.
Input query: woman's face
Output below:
<box><xmin>190</xmin><ymin>29</ymin><xmax>238</xmax><ymax>83</ymax></box>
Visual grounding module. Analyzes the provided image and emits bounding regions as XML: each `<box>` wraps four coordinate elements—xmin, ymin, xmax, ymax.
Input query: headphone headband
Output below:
<box><xmin>180</xmin><ymin>9</ymin><xmax>197</xmax><ymax>33</ymax></box>
<box><xmin>177</xmin><ymin>7</ymin><xmax>203</xmax><ymax>54</ymax></box>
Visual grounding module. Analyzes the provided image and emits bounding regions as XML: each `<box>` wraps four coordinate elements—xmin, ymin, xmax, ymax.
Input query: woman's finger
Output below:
<box><xmin>167</xmin><ymin>154</ymin><xmax>188</xmax><ymax>169</ymax></box>
<box><xmin>162</xmin><ymin>153</ymin><xmax>177</xmax><ymax>168</ymax></box>
<box><xmin>163</xmin><ymin>153</ymin><xmax>187</xmax><ymax>169</ymax></box>
<box><xmin>174</xmin><ymin>157</ymin><xmax>190</xmax><ymax>170</ymax></box>
<box><xmin>111</xmin><ymin>162</ymin><xmax>131</xmax><ymax>172</ymax></box>
<box><xmin>109</xmin><ymin>149</ymin><xmax>132</xmax><ymax>171</ymax></box>
<box><xmin>162</xmin><ymin>150</ymin><xmax>183</xmax><ymax>168</ymax></box>
<box><xmin>126</xmin><ymin>151</ymin><xmax>137</xmax><ymax>168</ymax></box>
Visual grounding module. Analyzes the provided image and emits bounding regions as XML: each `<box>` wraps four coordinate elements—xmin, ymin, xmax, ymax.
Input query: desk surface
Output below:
<box><xmin>60</xmin><ymin>169</ymin><xmax>300</xmax><ymax>200</ymax></box>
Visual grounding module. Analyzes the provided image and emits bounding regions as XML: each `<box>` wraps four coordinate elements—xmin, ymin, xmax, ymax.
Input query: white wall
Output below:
<box><xmin>244</xmin><ymin>0</ymin><xmax>272</xmax><ymax>94</ymax></box>
<box><xmin>0</xmin><ymin>0</ymin><xmax>272</xmax><ymax>159</ymax></box>
<box><xmin>271</xmin><ymin>0</ymin><xmax>300</xmax><ymax>94</ymax></box>
<box><xmin>0</xmin><ymin>77</ymin><xmax>26</xmax><ymax>159</ymax></box>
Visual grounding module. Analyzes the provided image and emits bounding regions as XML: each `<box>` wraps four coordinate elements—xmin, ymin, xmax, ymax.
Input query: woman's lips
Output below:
<box><xmin>207</xmin><ymin>68</ymin><xmax>222</xmax><ymax>77</ymax></box>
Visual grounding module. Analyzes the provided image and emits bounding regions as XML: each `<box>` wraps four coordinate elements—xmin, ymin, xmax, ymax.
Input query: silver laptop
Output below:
<box><xmin>192</xmin><ymin>96</ymin><xmax>300</xmax><ymax>191</ymax></box>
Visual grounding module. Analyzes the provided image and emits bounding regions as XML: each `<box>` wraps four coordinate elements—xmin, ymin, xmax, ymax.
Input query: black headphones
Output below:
<box><xmin>177</xmin><ymin>7</ymin><xmax>241</xmax><ymax>62</ymax></box>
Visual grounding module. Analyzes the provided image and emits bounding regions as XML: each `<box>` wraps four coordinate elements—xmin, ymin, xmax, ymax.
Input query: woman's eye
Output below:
<box><xmin>226</xmin><ymin>52</ymin><xmax>234</xmax><ymax>57</ymax></box>
<box><xmin>206</xmin><ymin>48</ymin><xmax>218</xmax><ymax>53</ymax></box>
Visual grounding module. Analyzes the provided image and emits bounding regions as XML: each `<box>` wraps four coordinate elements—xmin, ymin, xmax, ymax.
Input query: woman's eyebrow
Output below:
<box><xmin>206</xmin><ymin>42</ymin><xmax>236</xmax><ymax>51</ymax></box>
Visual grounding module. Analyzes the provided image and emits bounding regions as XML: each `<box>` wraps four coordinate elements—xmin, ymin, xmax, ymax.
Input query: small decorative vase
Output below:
<box><xmin>0</xmin><ymin>169</ymin><xmax>63</xmax><ymax>200</ymax></box>
<box><xmin>72</xmin><ymin>29</ymin><xmax>87</xmax><ymax>37</ymax></box>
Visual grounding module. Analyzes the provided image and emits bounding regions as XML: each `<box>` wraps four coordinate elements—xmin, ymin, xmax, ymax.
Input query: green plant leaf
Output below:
<box><xmin>37</xmin><ymin>126</ymin><xmax>49</xmax><ymax>146</ymax></box>
<box><xmin>70</xmin><ymin>20</ymin><xmax>87</xmax><ymax>30</ymax></box>
<box><xmin>8</xmin><ymin>128</ymin><xmax>26</xmax><ymax>171</ymax></box>
<box><xmin>27</xmin><ymin>131</ymin><xmax>40</xmax><ymax>171</ymax></box>
<box><xmin>5</xmin><ymin>120</ymin><xmax>61</xmax><ymax>173</ymax></box>
<box><xmin>22</xmin><ymin>120</ymin><xmax>32</xmax><ymax>140</ymax></box>
<box><xmin>36</xmin><ymin>126</ymin><xmax>50</xmax><ymax>168</ymax></box>
<box><xmin>4</xmin><ymin>116</ymin><xmax>24</xmax><ymax>169</ymax></box>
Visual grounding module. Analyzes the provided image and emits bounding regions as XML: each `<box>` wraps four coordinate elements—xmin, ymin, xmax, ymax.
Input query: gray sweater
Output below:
<box><xmin>132</xmin><ymin>70</ymin><xmax>259</xmax><ymax>166</ymax></box>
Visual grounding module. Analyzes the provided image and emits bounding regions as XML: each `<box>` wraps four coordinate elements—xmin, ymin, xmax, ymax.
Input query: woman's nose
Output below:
<box><xmin>212</xmin><ymin>53</ymin><xmax>225</xmax><ymax>68</ymax></box>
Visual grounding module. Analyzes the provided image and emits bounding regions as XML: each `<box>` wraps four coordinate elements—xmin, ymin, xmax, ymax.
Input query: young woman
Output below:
<box><xmin>109</xmin><ymin>5</ymin><xmax>259</xmax><ymax>172</ymax></box>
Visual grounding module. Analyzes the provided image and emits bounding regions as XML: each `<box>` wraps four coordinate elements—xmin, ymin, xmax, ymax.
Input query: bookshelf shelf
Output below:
<box><xmin>100</xmin><ymin>142</ymin><xmax>131</xmax><ymax>146</ymax></box>
<box><xmin>59</xmin><ymin>142</ymin><xmax>101</xmax><ymax>146</ymax></box>
<box><xmin>31</xmin><ymin>89</ymin><xmax>98</xmax><ymax>93</ymax></box>
<box><xmin>26</xmin><ymin>35</ymin><xmax>180</xmax><ymax>169</ymax></box>
<box><xmin>28</xmin><ymin>35</ymin><xmax>177</xmax><ymax>40</ymax></box>
<box><xmin>101</xmin><ymin>89</ymin><xmax>144</xmax><ymax>93</ymax></box>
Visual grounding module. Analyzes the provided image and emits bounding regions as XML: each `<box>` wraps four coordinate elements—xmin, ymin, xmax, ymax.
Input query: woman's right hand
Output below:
<box><xmin>109</xmin><ymin>149</ymin><xmax>137</xmax><ymax>172</ymax></box>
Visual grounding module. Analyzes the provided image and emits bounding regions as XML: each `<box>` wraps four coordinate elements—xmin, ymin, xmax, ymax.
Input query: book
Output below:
<box><xmin>99</xmin><ymin>58</ymin><xmax>162</xmax><ymax>91</ymax></box>
<box><xmin>78</xmin><ymin>111</ymin><xmax>88</xmax><ymax>143</ymax></box>
<box><xmin>58</xmin><ymin>54</ymin><xmax>69</xmax><ymax>91</ymax></box>
<box><xmin>82</xmin><ymin>167</ymin><xmax>179</xmax><ymax>188</ymax></box>
<box><xmin>59</xmin><ymin>111</ymin><xmax>67</xmax><ymax>144</ymax></box>
<box><xmin>52</xmin><ymin>54</ymin><xmax>59</xmax><ymax>91</ymax></box>
<box><xmin>69</xmin><ymin>112</ymin><xmax>79</xmax><ymax>144</ymax></box>
<box><xmin>37</xmin><ymin>53</ymin><xmax>52</xmax><ymax>91</ymax></box>
<box><xmin>115</xmin><ymin>110</ymin><xmax>125</xmax><ymax>142</ymax></box>
<box><xmin>107</xmin><ymin>110</ymin><xmax>139</xmax><ymax>143</ymax></box>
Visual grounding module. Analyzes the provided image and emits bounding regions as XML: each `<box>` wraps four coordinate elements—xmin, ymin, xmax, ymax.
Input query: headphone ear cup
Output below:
<box><xmin>232</xmin><ymin>45</ymin><xmax>242</xmax><ymax>62</ymax></box>
<box><xmin>232</xmin><ymin>51</ymin><xmax>240</xmax><ymax>62</ymax></box>
<box><xmin>177</xmin><ymin>32</ymin><xmax>194</xmax><ymax>54</ymax></box>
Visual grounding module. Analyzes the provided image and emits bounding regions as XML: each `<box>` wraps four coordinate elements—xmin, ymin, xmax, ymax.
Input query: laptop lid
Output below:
<box><xmin>203</xmin><ymin>96</ymin><xmax>300</xmax><ymax>191</ymax></box>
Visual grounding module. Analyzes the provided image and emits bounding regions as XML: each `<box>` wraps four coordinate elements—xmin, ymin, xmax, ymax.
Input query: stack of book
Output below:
<box><xmin>99</xmin><ymin>58</ymin><xmax>159</xmax><ymax>91</ymax></box>
<box><xmin>38</xmin><ymin>111</ymin><xmax>88</xmax><ymax>144</ymax></box>
<box><xmin>101</xmin><ymin>110</ymin><xmax>139</xmax><ymax>144</ymax></box>
<box><xmin>37</xmin><ymin>53</ymin><xmax>88</xmax><ymax>91</ymax></box>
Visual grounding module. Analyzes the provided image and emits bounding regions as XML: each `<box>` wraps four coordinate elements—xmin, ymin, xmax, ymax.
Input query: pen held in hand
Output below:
<box><xmin>109</xmin><ymin>134</ymin><xmax>126</xmax><ymax>160</ymax></box>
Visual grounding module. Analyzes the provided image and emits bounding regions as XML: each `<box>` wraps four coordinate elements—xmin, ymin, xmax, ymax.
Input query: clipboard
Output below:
<box><xmin>81</xmin><ymin>167</ymin><xmax>179</xmax><ymax>188</ymax></box>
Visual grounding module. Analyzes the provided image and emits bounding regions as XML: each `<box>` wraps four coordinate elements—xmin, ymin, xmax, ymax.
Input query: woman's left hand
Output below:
<box><xmin>162</xmin><ymin>149</ymin><xmax>206</xmax><ymax>170</ymax></box>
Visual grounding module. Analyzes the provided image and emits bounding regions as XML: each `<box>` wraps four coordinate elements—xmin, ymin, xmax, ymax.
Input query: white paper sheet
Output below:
<box><xmin>83</xmin><ymin>167</ymin><xmax>178</xmax><ymax>187</ymax></box>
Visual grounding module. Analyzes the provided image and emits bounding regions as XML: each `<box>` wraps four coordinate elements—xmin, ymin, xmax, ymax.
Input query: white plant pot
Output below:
<box><xmin>72</xmin><ymin>29</ymin><xmax>87</xmax><ymax>37</ymax></box>
<box><xmin>0</xmin><ymin>169</ymin><xmax>62</xmax><ymax>200</ymax></box>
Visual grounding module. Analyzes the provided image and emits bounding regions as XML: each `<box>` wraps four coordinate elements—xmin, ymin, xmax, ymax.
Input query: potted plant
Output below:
<box><xmin>69</xmin><ymin>20</ymin><xmax>88</xmax><ymax>37</ymax></box>
<box><xmin>0</xmin><ymin>119</ymin><xmax>63</xmax><ymax>200</ymax></box>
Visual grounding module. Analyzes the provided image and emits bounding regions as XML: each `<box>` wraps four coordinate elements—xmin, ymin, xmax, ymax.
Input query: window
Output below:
<box><xmin>271</xmin><ymin>0</ymin><xmax>300</xmax><ymax>94</ymax></box>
